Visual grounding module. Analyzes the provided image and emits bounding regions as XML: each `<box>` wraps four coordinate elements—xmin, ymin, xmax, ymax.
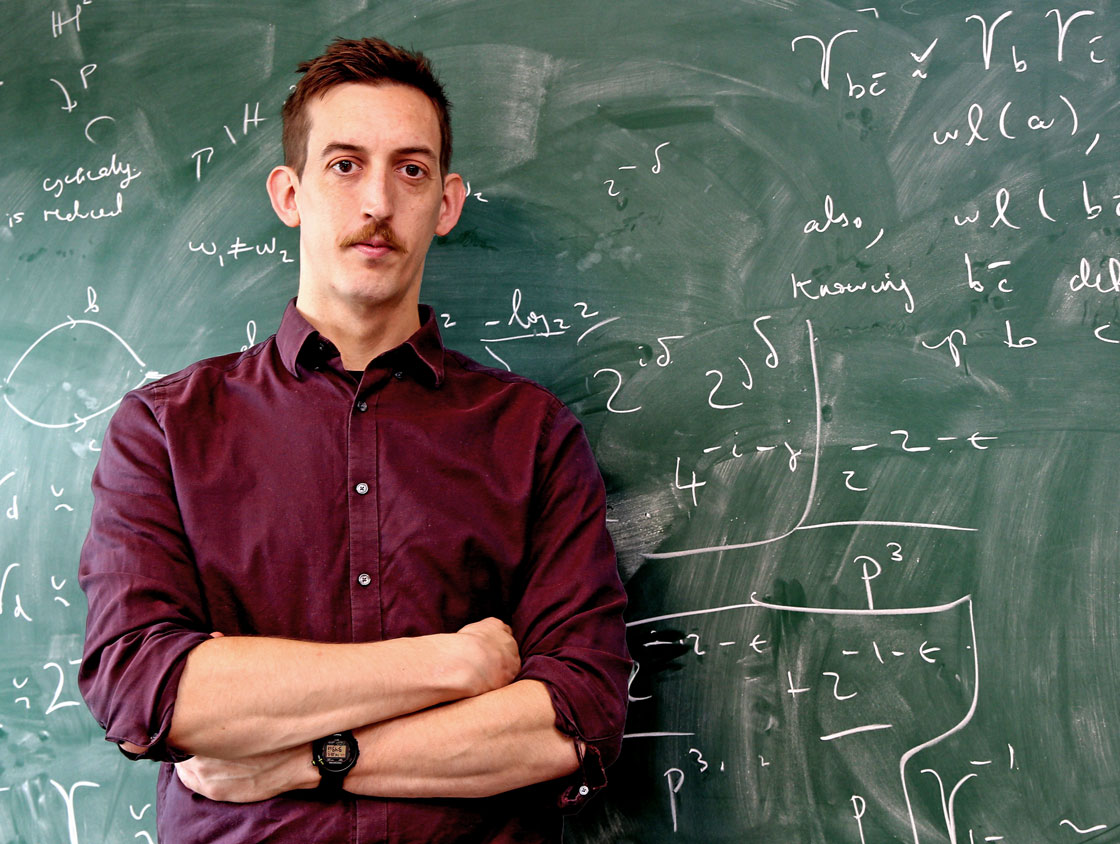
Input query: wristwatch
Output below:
<box><xmin>311</xmin><ymin>731</ymin><xmax>359</xmax><ymax>796</ymax></box>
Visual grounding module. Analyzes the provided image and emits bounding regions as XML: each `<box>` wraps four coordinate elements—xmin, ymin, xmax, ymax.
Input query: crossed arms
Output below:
<box><xmin>162</xmin><ymin>620</ymin><xmax>580</xmax><ymax>803</ymax></box>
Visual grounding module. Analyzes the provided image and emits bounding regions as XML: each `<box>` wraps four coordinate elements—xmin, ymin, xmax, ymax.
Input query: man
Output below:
<box><xmin>79</xmin><ymin>37</ymin><xmax>630</xmax><ymax>843</ymax></box>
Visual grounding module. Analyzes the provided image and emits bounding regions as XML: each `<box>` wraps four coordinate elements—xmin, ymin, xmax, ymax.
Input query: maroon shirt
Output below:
<box><xmin>78</xmin><ymin>301</ymin><xmax>630</xmax><ymax>844</ymax></box>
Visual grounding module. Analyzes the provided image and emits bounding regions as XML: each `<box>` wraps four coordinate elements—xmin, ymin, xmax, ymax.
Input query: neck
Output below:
<box><xmin>295</xmin><ymin>292</ymin><xmax>421</xmax><ymax>371</ymax></box>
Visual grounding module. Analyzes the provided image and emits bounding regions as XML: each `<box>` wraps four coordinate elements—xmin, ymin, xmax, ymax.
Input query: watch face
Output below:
<box><xmin>323</xmin><ymin>741</ymin><xmax>350</xmax><ymax>764</ymax></box>
<box><xmin>315</xmin><ymin>733</ymin><xmax>358</xmax><ymax>774</ymax></box>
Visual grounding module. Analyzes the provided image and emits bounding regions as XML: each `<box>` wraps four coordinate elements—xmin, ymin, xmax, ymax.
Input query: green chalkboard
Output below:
<box><xmin>3</xmin><ymin>0</ymin><xmax>1119</xmax><ymax>841</ymax></box>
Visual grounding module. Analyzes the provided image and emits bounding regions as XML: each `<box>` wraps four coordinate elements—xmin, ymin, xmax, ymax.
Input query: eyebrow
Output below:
<box><xmin>318</xmin><ymin>142</ymin><xmax>438</xmax><ymax>161</ymax></box>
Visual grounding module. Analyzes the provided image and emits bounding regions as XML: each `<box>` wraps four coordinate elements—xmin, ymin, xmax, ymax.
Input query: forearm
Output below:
<box><xmin>167</xmin><ymin>632</ymin><xmax>495</xmax><ymax>759</ymax></box>
<box><xmin>345</xmin><ymin>679</ymin><xmax>578</xmax><ymax>799</ymax></box>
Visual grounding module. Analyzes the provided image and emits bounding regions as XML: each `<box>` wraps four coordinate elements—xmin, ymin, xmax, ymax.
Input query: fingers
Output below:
<box><xmin>455</xmin><ymin>617</ymin><xmax>521</xmax><ymax>695</ymax></box>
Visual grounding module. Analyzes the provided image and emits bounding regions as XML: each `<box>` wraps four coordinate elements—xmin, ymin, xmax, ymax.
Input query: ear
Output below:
<box><xmin>434</xmin><ymin>172</ymin><xmax>466</xmax><ymax>237</ymax></box>
<box><xmin>267</xmin><ymin>165</ymin><xmax>301</xmax><ymax>228</ymax></box>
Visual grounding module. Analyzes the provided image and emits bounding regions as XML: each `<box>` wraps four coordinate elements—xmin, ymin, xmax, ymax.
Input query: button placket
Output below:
<box><xmin>347</xmin><ymin>380</ymin><xmax>380</xmax><ymax>641</ymax></box>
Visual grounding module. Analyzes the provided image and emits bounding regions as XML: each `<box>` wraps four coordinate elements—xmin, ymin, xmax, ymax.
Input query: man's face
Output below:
<box><xmin>277</xmin><ymin>82</ymin><xmax>462</xmax><ymax>318</ymax></box>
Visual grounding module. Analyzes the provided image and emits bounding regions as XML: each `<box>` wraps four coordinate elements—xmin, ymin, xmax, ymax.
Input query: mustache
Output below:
<box><xmin>339</xmin><ymin>219</ymin><xmax>406</xmax><ymax>253</ymax></box>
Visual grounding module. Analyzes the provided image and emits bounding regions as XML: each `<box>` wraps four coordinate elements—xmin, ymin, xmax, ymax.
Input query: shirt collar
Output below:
<box><xmin>276</xmin><ymin>299</ymin><xmax>446</xmax><ymax>388</ymax></box>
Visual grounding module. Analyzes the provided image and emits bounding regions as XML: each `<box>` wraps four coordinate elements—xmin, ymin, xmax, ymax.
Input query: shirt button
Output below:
<box><xmin>578</xmin><ymin>785</ymin><xmax>590</xmax><ymax>796</ymax></box>
<box><xmin>393</xmin><ymin>370</ymin><xmax>405</xmax><ymax>380</ymax></box>
<box><xmin>355</xmin><ymin>482</ymin><xmax>369</xmax><ymax>495</ymax></box>
<box><xmin>357</xmin><ymin>573</ymin><xmax>372</xmax><ymax>587</ymax></box>
<box><xmin>356</xmin><ymin>401</ymin><xmax>368</xmax><ymax>412</ymax></box>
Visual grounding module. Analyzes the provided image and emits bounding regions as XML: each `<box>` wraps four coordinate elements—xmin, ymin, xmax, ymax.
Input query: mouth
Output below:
<box><xmin>341</xmin><ymin>222</ymin><xmax>405</xmax><ymax>258</ymax></box>
<box><xmin>351</xmin><ymin>238</ymin><xmax>395</xmax><ymax>259</ymax></box>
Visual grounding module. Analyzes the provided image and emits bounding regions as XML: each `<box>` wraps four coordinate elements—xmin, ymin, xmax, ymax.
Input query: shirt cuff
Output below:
<box><xmin>556</xmin><ymin>738</ymin><xmax>609</xmax><ymax>812</ymax></box>
<box><xmin>105</xmin><ymin>705</ymin><xmax>195</xmax><ymax>764</ymax></box>
<box><xmin>516</xmin><ymin>652</ymin><xmax>627</xmax><ymax>810</ymax></box>
<box><xmin>114</xmin><ymin>738</ymin><xmax>193</xmax><ymax>764</ymax></box>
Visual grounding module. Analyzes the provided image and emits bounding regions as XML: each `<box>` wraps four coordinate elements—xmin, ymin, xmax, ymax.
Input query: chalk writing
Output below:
<box><xmin>191</xmin><ymin>103</ymin><xmax>268</xmax><ymax>181</ymax></box>
<box><xmin>42</xmin><ymin>153</ymin><xmax>140</xmax><ymax>199</ymax></box>
<box><xmin>4</xmin><ymin>317</ymin><xmax>161</xmax><ymax>430</ymax></box>
<box><xmin>188</xmin><ymin>236</ymin><xmax>295</xmax><ymax>268</ymax></box>
<box><xmin>602</xmin><ymin>141</ymin><xmax>671</xmax><ymax>199</ymax></box>
<box><xmin>791</xmin><ymin>271</ymin><xmax>915</xmax><ymax>314</ymax></box>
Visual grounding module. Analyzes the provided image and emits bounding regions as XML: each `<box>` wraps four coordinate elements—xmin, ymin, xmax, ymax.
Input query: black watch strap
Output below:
<box><xmin>312</xmin><ymin>731</ymin><xmax>359</xmax><ymax>797</ymax></box>
<box><xmin>315</xmin><ymin>766</ymin><xmax>347</xmax><ymax>797</ymax></box>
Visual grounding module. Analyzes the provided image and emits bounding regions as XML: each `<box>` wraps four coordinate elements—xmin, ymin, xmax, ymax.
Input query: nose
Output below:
<box><xmin>360</xmin><ymin>164</ymin><xmax>394</xmax><ymax>220</ymax></box>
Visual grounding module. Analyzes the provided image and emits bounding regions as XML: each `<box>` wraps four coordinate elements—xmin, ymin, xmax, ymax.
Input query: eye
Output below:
<box><xmin>331</xmin><ymin>159</ymin><xmax>357</xmax><ymax>174</ymax></box>
<box><xmin>401</xmin><ymin>163</ymin><xmax>425</xmax><ymax>179</ymax></box>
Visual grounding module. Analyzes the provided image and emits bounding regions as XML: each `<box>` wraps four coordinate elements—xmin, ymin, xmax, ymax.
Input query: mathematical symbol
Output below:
<box><xmin>784</xmin><ymin>443</ymin><xmax>802</xmax><ymax>471</ymax></box>
<box><xmin>51</xmin><ymin>5</ymin><xmax>83</xmax><ymax>38</ymax></box>
<box><xmin>968</xmin><ymin>432</ymin><xmax>997</xmax><ymax>450</ymax></box>
<box><xmin>49</xmin><ymin>78</ymin><xmax>78</xmax><ymax>112</ymax></box>
<box><xmin>748</xmin><ymin>635</ymin><xmax>768</xmax><ymax>653</ymax></box>
<box><xmin>786</xmin><ymin>671</ymin><xmax>810</xmax><ymax>695</ymax></box>
<box><xmin>689</xmin><ymin>748</ymin><xmax>709</xmax><ymax>772</ymax></box>
<box><xmin>242</xmin><ymin>102</ymin><xmax>266</xmax><ymax>133</ymax></box>
<box><xmin>84</xmin><ymin>115</ymin><xmax>114</xmax><ymax>144</ymax></box>
<box><xmin>191</xmin><ymin>147</ymin><xmax>215</xmax><ymax>181</ymax></box>
<box><xmin>823</xmin><ymin>671</ymin><xmax>857</xmax><ymax>700</ymax></box>
<box><xmin>911</xmin><ymin>39</ymin><xmax>938</xmax><ymax>64</ymax></box>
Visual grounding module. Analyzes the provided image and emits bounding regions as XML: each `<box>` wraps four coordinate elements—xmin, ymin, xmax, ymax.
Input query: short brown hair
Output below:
<box><xmin>282</xmin><ymin>37</ymin><xmax>453</xmax><ymax>177</ymax></box>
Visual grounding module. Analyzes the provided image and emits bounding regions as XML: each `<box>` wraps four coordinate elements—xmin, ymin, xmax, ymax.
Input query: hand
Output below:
<box><xmin>454</xmin><ymin>617</ymin><xmax>521</xmax><ymax>696</ymax></box>
<box><xmin>175</xmin><ymin>745</ymin><xmax>315</xmax><ymax>803</ymax></box>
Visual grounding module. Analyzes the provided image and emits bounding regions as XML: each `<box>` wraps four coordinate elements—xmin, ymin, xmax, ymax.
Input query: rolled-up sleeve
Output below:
<box><xmin>78</xmin><ymin>390</ymin><xmax>211</xmax><ymax>763</ymax></box>
<box><xmin>512</xmin><ymin>402</ymin><xmax>631</xmax><ymax>811</ymax></box>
